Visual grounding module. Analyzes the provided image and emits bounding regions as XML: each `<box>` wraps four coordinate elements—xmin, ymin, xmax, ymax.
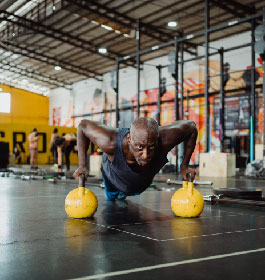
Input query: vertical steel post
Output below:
<box><xmin>136</xmin><ymin>20</ymin><xmax>141</xmax><ymax>118</ymax></box>
<box><xmin>180</xmin><ymin>42</ymin><xmax>184</xmax><ymax>120</ymax></box>
<box><xmin>219</xmin><ymin>47</ymin><xmax>225</xmax><ymax>152</ymax></box>
<box><xmin>250</xmin><ymin>19</ymin><xmax>256</xmax><ymax>162</ymax></box>
<box><xmin>174</xmin><ymin>37</ymin><xmax>179</xmax><ymax>121</ymax></box>
<box><xmin>186</xmin><ymin>89</ymin><xmax>190</xmax><ymax>118</ymax></box>
<box><xmin>115</xmin><ymin>57</ymin><xmax>119</xmax><ymax>128</ymax></box>
<box><xmin>174</xmin><ymin>37</ymin><xmax>179</xmax><ymax>174</ymax></box>
<box><xmin>262</xmin><ymin>9</ymin><xmax>265</xmax><ymax>168</ymax></box>
<box><xmin>204</xmin><ymin>0</ymin><xmax>210</xmax><ymax>152</ymax></box>
<box><xmin>263</xmin><ymin>59</ymin><xmax>265</xmax><ymax>167</ymax></box>
<box><xmin>156</xmin><ymin>65</ymin><xmax>162</xmax><ymax>125</ymax></box>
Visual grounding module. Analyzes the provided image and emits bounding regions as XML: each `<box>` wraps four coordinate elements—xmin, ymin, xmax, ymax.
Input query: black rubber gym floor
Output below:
<box><xmin>0</xmin><ymin>175</ymin><xmax>264</xmax><ymax>280</ymax></box>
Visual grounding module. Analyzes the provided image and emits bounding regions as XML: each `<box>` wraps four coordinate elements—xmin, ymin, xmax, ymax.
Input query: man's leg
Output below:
<box><xmin>102</xmin><ymin>176</ymin><xmax>119</xmax><ymax>201</ymax></box>
<box><xmin>65</xmin><ymin>147</ymin><xmax>71</xmax><ymax>171</ymax></box>
<box><xmin>117</xmin><ymin>192</ymin><xmax>141</xmax><ymax>200</ymax></box>
<box><xmin>101</xmin><ymin>175</ymin><xmax>141</xmax><ymax>201</ymax></box>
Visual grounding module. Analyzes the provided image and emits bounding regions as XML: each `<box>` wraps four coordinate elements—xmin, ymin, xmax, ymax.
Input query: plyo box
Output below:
<box><xmin>199</xmin><ymin>152</ymin><xmax>236</xmax><ymax>177</ymax></box>
<box><xmin>255</xmin><ymin>144</ymin><xmax>263</xmax><ymax>160</ymax></box>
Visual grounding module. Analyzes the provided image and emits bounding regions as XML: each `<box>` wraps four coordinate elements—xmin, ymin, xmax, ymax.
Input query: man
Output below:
<box><xmin>73</xmin><ymin>117</ymin><xmax>197</xmax><ymax>201</ymax></box>
<box><xmin>55</xmin><ymin>134</ymin><xmax>77</xmax><ymax>172</ymax></box>
<box><xmin>49</xmin><ymin>128</ymin><xmax>59</xmax><ymax>164</ymax></box>
<box><xmin>28</xmin><ymin>128</ymin><xmax>39</xmax><ymax>169</ymax></box>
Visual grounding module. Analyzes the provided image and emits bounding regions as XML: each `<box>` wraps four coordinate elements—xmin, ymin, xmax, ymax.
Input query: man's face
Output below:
<box><xmin>128</xmin><ymin>128</ymin><xmax>158</xmax><ymax>166</ymax></box>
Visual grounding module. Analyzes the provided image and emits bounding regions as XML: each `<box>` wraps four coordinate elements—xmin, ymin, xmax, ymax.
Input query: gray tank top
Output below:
<box><xmin>101</xmin><ymin>128</ymin><xmax>168</xmax><ymax>194</ymax></box>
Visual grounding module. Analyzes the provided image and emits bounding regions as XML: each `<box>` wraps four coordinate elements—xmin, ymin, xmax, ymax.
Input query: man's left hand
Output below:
<box><xmin>180</xmin><ymin>165</ymin><xmax>196</xmax><ymax>181</ymax></box>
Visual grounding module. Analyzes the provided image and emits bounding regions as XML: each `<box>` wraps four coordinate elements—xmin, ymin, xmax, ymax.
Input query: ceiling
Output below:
<box><xmin>0</xmin><ymin>0</ymin><xmax>264</xmax><ymax>95</ymax></box>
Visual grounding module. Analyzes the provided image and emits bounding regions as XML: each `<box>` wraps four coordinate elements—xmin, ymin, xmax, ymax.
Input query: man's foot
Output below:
<box><xmin>104</xmin><ymin>190</ymin><xmax>119</xmax><ymax>201</ymax></box>
<box><xmin>117</xmin><ymin>192</ymin><xmax>127</xmax><ymax>201</ymax></box>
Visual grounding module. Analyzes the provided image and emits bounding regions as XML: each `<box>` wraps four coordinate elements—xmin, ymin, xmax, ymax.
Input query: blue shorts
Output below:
<box><xmin>102</xmin><ymin>175</ymin><xmax>141</xmax><ymax>201</ymax></box>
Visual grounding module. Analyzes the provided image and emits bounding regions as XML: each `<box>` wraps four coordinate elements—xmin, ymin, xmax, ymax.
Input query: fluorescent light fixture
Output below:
<box><xmin>186</xmin><ymin>34</ymin><xmax>194</xmax><ymax>39</ymax></box>
<box><xmin>152</xmin><ymin>45</ymin><xmax>159</xmax><ymax>50</ymax></box>
<box><xmin>11</xmin><ymin>54</ymin><xmax>20</xmax><ymax>59</ymax></box>
<box><xmin>101</xmin><ymin>24</ymin><xmax>113</xmax><ymax>31</ymax></box>
<box><xmin>98</xmin><ymin>48</ymin><xmax>107</xmax><ymax>54</ymax></box>
<box><xmin>168</xmin><ymin>21</ymin><xmax>178</xmax><ymax>27</ymax></box>
<box><xmin>123</xmin><ymin>34</ymin><xmax>130</xmax><ymax>38</ymax></box>
<box><xmin>228</xmin><ymin>20</ymin><xmax>238</xmax><ymax>26</ymax></box>
<box><xmin>3</xmin><ymin>51</ymin><xmax>11</xmax><ymax>57</ymax></box>
<box><xmin>54</xmin><ymin>65</ymin><xmax>62</xmax><ymax>71</ymax></box>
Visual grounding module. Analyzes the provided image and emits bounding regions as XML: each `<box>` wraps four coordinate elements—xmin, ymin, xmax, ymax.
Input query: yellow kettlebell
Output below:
<box><xmin>171</xmin><ymin>173</ymin><xmax>204</xmax><ymax>218</ymax></box>
<box><xmin>65</xmin><ymin>174</ymin><xmax>98</xmax><ymax>218</ymax></box>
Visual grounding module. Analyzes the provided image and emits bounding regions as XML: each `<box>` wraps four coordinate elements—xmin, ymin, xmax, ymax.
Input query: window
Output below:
<box><xmin>0</xmin><ymin>93</ymin><xmax>11</xmax><ymax>113</ymax></box>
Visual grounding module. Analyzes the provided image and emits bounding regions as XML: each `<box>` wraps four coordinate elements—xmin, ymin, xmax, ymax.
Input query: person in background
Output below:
<box><xmin>13</xmin><ymin>145</ymin><xmax>21</xmax><ymax>164</ymax></box>
<box><xmin>49</xmin><ymin>128</ymin><xmax>59</xmax><ymax>164</ymax></box>
<box><xmin>28</xmin><ymin>128</ymin><xmax>39</xmax><ymax>169</ymax></box>
<box><xmin>54</xmin><ymin>134</ymin><xmax>77</xmax><ymax>172</ymax></box>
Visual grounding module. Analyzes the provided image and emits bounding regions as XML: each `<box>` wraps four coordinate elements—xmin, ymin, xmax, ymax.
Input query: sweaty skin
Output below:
<box><xmin>73</xmin><ymin>118</ymin><xmax>198</xmax><ymax>181</ymax></box>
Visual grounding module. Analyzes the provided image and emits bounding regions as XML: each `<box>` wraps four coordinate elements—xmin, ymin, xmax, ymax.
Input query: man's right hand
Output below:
<box><xmin>73</xmin><ymin>167</ymin><xmax>89</xmax><ymax>180</ymax></box>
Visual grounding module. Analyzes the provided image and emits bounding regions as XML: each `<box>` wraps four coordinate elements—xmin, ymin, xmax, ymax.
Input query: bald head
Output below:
<box><xmin>130</xmin><ymin>117</ymin><xmax>159</xmax><ymax>139</ymax></box>
<box><xmin>128</xmin><ymin>118</ymin><xmax>159</xmax><ymax>166</ymax></box>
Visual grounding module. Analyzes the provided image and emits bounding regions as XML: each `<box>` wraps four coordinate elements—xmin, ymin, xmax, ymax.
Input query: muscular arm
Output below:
<box><xmin>160</xmin><ymin>120</ymin><xmax>198</xmax><ymax>180</ymax></box>
<box><xmin>74</xmin><ymin>119</ymin><xmax>118</xmax><ymax>179</ymax></box>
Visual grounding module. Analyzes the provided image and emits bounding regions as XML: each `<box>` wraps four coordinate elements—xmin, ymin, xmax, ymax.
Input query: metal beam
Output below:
<box><xmin>115</xmin><ymin>58</ymin><xmax>119</xmax><ymax>128</ymax></box>
<box><xmin>211</xmin><ymin>0</ymin><xmax>254</xmax><ymax>19</ymax></box>
<box><xmin>219</xmin><ymin>47</ymin><xmax>225</xmax><ymax>152</ymax></box>
<box><xmin>211</xmin><ymin>0</ymin><xmax>248</xmax><ymax>19</ymax></box>
<box><xmin>0</xmin><ymin>40</ymin><xmax>102</xmax><ymax>81</ymax></box>
<box><xmin>156</xmin><ymin>65</ymin><xmax>162</xmax><ymax>125</ymax></box>
<box><xmin>250</xmin><ymin>19</ymin><xmax>256</xmax><ymax>162</ymax></box>
<box><xmin>205</xmin><ymin>0</ymin><xmax>210</xmax><ymax>153</ymax></box>
<box><xmin>118</xmin><ymin>12</ymin><xmax>262</xmax><ymax>61</ymax></box>
<box><xmin>223</xmin><ymin>0</ymin><xmax>255</xmax><ymax>16</ymax></box>
<box><xmin>0</xmin><ymin>10</ymin><xmax>131</xmax><ymax>66</ymax></box>
<box><xmin>65</xmin><ymin>0</ymin><xmax>197</xmax><ymax>55</ymax></box>
<box><xmin>180</xmin><ymin>42</ymin><xmax>184</xmax><ymax>120</ymax></box>
<box><xmin>0</xmin><ymin>61</ymin><xmax>69</xmax><ymax>88</ymax></box>
<box><xmin>136</xmin><ymin>20</ymin><xmax>141</xmax><ymax>118</ymax></box>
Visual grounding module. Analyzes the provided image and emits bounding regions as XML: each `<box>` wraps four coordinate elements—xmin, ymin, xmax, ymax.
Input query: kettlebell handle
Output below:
<box><xmin>79</xmin><ymin>173</ymin><xmax>86</xmax><ymax>187</ymax></box>
<box><xmin>186</xmin><ymin>172</ymin><xmax>193</xmax><ymax>182</ymax></box>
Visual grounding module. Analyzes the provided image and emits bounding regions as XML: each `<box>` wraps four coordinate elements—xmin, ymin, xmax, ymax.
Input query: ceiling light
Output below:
<box><xmin>98</xmin><ymin>48</ymin><xmax>107</xmax><ymax>54</ymax></box>
<box><xmin>11</xmin><ymin>54</ymin><xmax>20</xmax><ymax>59</ymax></box>
<box><xmin>3</xmin><ymin>51</ymin><xmax>11</xmax><ymax>57</ymax></box>
<box><xmin>101</xmin><ymin>24</ymin><xmax>113</xmax><ymax>31</ymax></box>
<box><xmin>168</xmin><ymin>21</ymin><xmax>178</xmax><ymax>27</ymax></box>
<box><xmin>54</xmin><ymin>65</ymin><xmax>62</xmax><ymax>71</ymax></box>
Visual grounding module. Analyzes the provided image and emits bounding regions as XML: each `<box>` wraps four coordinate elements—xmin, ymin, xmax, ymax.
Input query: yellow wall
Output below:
<box><xmin>0</xmin><ymin>84</ymin><xmax>49</xmax><ymax>125</ymax></box>
<box><xmin>0</xmin><ymin>123</ymin><xmax>78</xmax><ymax>165</ymax></box>
<box><xmin>0</xmin><ymin>85</ymin><xmax>78</xmax><ymax>165</ymax></box>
